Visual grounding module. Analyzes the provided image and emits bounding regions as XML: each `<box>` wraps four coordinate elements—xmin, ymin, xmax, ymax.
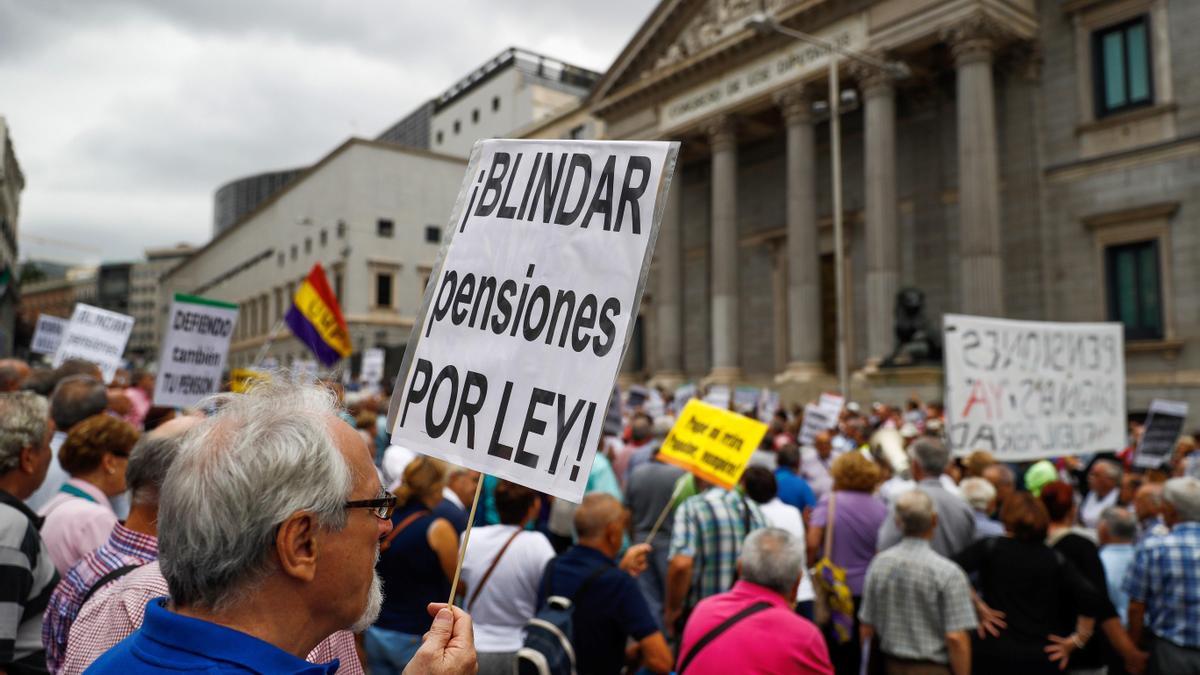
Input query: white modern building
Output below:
<box><xmin>128</xmin><ymin>244</ymin><xmax>195</xmax><ymax>361</ymax></box>
<box><xmin>160</xmin><ymin>139</ymin><xmax>466</xmax><ymax>371</ymax></box>
<box><xmin>378</xmin><ymin>47</ymin><xmax>602</xmax><ymax>158</ymax></box>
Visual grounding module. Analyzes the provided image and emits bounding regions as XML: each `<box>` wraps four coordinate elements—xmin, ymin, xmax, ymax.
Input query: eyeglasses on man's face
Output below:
<box><xmin>344</xmin><ymin>492</ymin><xmax>397</xmax><ymax>520</ymax></box>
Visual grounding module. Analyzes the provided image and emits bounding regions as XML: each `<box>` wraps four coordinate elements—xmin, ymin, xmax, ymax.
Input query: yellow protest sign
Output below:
<box><xmin>656</xmin><ymin>399</ymin><xmax>768</xmax><ymax>489</ymax></box>
<box><xmin>229</xmin><ymin>368</ymin><xmax>270</xmax><ymax>394</ymax></box>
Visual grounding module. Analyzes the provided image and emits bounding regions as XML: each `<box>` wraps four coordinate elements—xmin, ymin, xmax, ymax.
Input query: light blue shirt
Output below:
<box><xmin>1100</xmin><ymin>542</ymin><xmax>1136</xmax><ymax>625</ymax></box>
<box><xmin>972</xmin><ymin>511</ymin><xmax>1005</xmax><ymax>540</ymax></box>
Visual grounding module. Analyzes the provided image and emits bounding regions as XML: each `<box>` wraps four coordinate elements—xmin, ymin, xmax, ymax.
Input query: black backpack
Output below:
<box><xmin>516</xmin><ymin>559</ymin><xmax>608</xmax><ymax>675</ymax></box>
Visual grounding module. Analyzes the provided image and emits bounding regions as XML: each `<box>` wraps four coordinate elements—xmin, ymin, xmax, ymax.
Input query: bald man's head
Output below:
<box><xmin>574</xmin><ymin>493</ymin><xmax>626</xmax><ymax>555</ymax></box>
<box><xmin>575</xmin><ymin>493</ymin><xmax>624</xmax><ymax>539</ymax></box>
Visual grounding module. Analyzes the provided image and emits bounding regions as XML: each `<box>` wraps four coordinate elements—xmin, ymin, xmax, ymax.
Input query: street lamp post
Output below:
<box><xmin>744</xmin><ymin>13</ymin><xmax>907</xmax><ymax>399</ymax></box>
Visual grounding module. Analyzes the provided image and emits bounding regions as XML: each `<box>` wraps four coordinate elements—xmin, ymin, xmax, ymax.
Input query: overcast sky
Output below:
<box><xmin>1</xmin><ymin>0</ymin><xmax>654</xmax><ymax>265</ymax></box>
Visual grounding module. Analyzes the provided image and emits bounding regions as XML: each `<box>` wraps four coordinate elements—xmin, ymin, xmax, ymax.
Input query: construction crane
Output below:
<box><xmin>19</xmin><ymin>233</ymin><xmax>102</xmax><ymax>255</ymax></box>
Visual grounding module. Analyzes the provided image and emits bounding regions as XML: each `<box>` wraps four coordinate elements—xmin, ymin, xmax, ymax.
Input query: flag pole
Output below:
<box><xmin>447</xmin><ymin>475</ymin><xmax>485</xmax><ymax>606</ymax></box>
<box><xmin>252</xmin><ymin>318</ymin><xmax>286</xmax><ymax>368</ymax></box>
<box><xmin>644</xmin><ymin>476</ymin><xmax>685</xmax><ymax>544</ymax></box>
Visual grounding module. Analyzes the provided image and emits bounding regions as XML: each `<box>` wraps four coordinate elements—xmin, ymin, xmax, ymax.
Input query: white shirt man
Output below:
<box><xmin>1081</xmin><ymin>460</ymin><xmax>1122</xmax><ymax>530</ymax></box>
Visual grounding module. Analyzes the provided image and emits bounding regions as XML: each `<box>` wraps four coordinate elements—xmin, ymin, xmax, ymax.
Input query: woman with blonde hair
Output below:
<box><xmin>365</xmin><ymin>456</ymin><xmax>460</xmax><ymax>674</ymax></box>
<box><xmin>806</xmin><ymin>451</ymin><xmax>887</xmax><ymax>675</ymax></box>
<box><xmin>38</xmin><ymin>414</ymin><xmax>139</xmax><ymax>575</ymax></box>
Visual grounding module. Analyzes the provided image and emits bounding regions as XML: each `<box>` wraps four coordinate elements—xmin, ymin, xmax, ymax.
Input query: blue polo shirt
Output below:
<box><xmin>774</xmin><ymin>467</ymin><xmax>816</xmax><ymax>511</ymax></box>
<box><xmin>537</xmin><ymin>545</ymin><xmax>658</xmax><ymax>675</ymax></box>
<box><xmin>85</xmin><ymin>597</ymin><xmax>338</xmax><ymax>674</ymax></box>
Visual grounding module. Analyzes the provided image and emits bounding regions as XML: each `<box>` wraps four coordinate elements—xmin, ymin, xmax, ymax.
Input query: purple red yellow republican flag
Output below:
<box><xmin>285</xmin><ymin>263</ymin><xmax>352</xmax><ymax>366</ymax></box>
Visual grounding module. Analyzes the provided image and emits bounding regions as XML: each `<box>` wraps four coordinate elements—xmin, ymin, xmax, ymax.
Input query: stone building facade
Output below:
<box><xmin>582</xmin><ymin>0</ymin><xmax>1199</xmax><ymax>420</ymax></box>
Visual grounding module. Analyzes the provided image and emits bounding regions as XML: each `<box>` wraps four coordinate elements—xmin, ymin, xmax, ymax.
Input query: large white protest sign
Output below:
<box><xmin>52</xmin><ymin>303</ymin><xmax>134</xmax><ymax>383</ymax></box>
<box><xmin>943</xmin><ymin>314</ymin><xmax>1126</xmax><ymax>460</ymax></box>
<box><xmin>361</xmin><ymin>348</ymin><xmax>385</xmax><ymax>385</ymax></box>
<box><xmin>31</xmin><ymin>315</ymin><xmax>68</xmax><ymax>355</ymax></box>
<box><xmin>388</xmin><ymin>139</ymin><xmax>678</xmax><ymax>502</ymax></box>
<box><xmin>154</xmin><ymin>294</ymin><xmax>238</xmax><ymax>408</ymax></box>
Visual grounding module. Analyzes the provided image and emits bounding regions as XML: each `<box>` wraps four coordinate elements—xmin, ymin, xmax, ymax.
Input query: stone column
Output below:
<box><xmin>775</xmin><ymin>86</ymin><xmax>824</xmax><ymax>381</ymax></box>
<box><xmin>861</xmin><ymin>70</ymin><xmax>899</xmax><ymax>366</ymax></box>
<box><xmin>949</xmin><ymin>19</ymin><xmax>1005</xmax><ymax>316</ymax></box>
<box><xmin>651</xmin><ymin>166</ymin><xmax>685</xmax><ymax>388</ymax></box>
<box><xmin>707</xmin><ymin>115</ymin><xmax>740</xmax><ymax>383</ymax></box>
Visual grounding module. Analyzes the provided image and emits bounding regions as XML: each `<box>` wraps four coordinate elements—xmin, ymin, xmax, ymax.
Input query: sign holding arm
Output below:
<box><xmin>388</xmin><ymin>139</ymin><xmax>679</xmax><ymax>503</ymax></box>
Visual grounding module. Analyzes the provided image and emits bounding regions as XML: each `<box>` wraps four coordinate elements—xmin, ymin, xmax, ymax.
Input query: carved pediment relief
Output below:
<box><xmin>652</xmin><ymin>0</ymin><xmax>797</xmax><ymax>72</ymax></box>
<box><xmin>594</xmin><ymin>0</ymin><xmax>811</xmax><ymax>110</ymax></box>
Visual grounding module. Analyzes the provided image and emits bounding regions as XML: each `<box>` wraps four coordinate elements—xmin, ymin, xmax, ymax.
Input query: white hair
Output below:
<box><xmin>1094</xmin><ymin>459</ymin><xmax>1123</xmax><ymax>483</ymax></box>
<box><xmin>0</xmin><ymin>393</ymin><xmax>49</xmax><ymax>473</ymax></box>
<box><xmin>1099</xmin><ymin>506</ymin><xmax>1137</xmax><ymax>541</ymax></box>
<box><xmin>1164</xmin><ymin>477</ymin><xmax>1200</xmax><ymax>523</ymax></box>
<box><xmin>158</xmin><ymin>380</ymin><xmax>355</xmax><ymax>610</ymax></box>
<box><xmin>896</xmin><ymin>489</ymin><xmax>936</xmax><ymax>536</ymax></box>
<box><xmin>740</xmin><ymin>528</ymin><xmax>805</xmax><ymax>596</ymax></box>
<box><xmin>909</xmin><ymin>437</ymin><xmax>950</xmax><ymax>475</ymax></box>
<box><xmin>960</xmin><ymin>477</ymin><xmax>997</xmax><ymax>512</ymax></box>
<box><xmin>350</xmin><ymin>566</ymin><xmax>384</xmax><ymax>633</ymax></box>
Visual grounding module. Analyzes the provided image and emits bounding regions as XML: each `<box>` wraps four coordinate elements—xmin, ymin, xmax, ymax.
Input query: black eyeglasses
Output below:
<box><xmin>344</xmin><ymin>493</ymin><xmax>397</xmax><ymax>520</ymax></box>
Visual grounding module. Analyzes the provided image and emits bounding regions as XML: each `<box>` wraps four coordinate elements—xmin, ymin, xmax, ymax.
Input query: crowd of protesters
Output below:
<box><xmin>0</xmin><ymin>355</ymin><xmax>1195</xmax><ymax>674</ymax></box>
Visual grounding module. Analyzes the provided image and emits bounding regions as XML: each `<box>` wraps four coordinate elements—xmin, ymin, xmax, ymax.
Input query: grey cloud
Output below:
<box><xmin>5</xmin><ymin>0</ymin><xmax>656</xmax><ymax>262</ymax></box>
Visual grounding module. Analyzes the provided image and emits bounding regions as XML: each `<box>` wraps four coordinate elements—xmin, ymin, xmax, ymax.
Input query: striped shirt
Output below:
<box><xmin>42</xmin><ymin>523</ymin><xmax>156</xmax><ymax>673</ymax></box>
<box><xmin>669</xmin><ymin>487</ymin><xmax>768</xmax><ymax>612</ymax></box>
<box><xmin>0</xmin><ymin>489</ymin><xmax>59</xmax><ymax>669</ymax></box>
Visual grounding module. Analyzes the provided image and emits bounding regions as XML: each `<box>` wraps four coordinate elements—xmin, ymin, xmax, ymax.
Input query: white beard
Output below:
<box><xmin>349</xmin><ymin>570</ymin><xmax>384</xmax><ymax>633</ymax></box>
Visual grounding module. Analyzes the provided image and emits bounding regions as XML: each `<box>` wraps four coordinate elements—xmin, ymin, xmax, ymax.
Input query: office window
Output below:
<box><xmin>472</xmin><ymin>109</ymin><xmax>480</xmax><ymax>123</ymax></box>
<box><xmin>492</xmin><ymin>96</ymin><xmax>500</xmax><ymax>112</ymax></box>
<box><xmin>337</xmin><ymin>220</ymin><xmax>347</xmax><ymax>238</ymax></box>
<box><xmin>377</xmin><ymin>219</ymin><xmax>394</xmax><ymax>238</ymax></box>
<box><xmin>375</xmin><ymin>273</ymin><xmax>394</xmax><ymax>308</ymax></box>
<box><xmin>453</xmin><ymin>120</ymin><xmax>461</xmax><ymax>134</ymax></box>
<box><xmin>436</xmin><ymin>130</ymin><xmax>444</xmax><ymax>145</ymax></box>
<box><xmin>425</xmin><ymin>226</ymin><xmax>441</xmax><ymax>243</ymax></box>
<box><xmin>305</xmin><ymin>237</ymin><xmax>312</xmax><ymax>254</ymax></box>
<box><xmin>1105</xmin><ymin>240</ymin><xmax>1162</xmax><ymax>340</ymax></box>
<box><xmin>1093</xmin><ymin>15</ymin><xmax>1153</xmax><ymax>117</ymax></box>
<box><xmin>290</xmin><ymin>245</ymin><xmax>297</xmax><ymax>260</ymax></box>
<box><xmin>277</xmin><ymin>252</ymin><xmax>284</xmax><ymax>267</ymax></box>
<box><xmin>320</xmin><ymin>229</ymin><xmax>328</xmax><ymax>246</ymax></box>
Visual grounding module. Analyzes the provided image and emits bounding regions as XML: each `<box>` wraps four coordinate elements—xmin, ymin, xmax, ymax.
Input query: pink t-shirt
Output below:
<box><xmin>38</xmin><ymin>479</ymin><xmax>118</xmax><ymax>576</ymax></box>
<box><xmin>678</xmin><ymin>580</ymin><xmax>833</xmax><ymax>675</ymax></box>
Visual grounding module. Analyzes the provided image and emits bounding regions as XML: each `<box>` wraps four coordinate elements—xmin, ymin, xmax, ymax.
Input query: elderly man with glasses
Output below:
<box><xmin>80</xmin><ymin>381</ymin><xmax>476</xmax><ymax>675</ymax></box>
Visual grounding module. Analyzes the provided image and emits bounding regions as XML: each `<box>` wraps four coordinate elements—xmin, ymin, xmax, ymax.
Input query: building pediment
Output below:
<box><xmin>593</xmin><ymin>0</ymin><xmax>818</xmax><ymax>112</ymax></box>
